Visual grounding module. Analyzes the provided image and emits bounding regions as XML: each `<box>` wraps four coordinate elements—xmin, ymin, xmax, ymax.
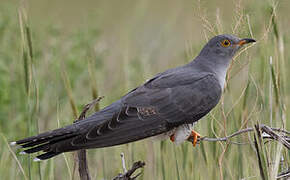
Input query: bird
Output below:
<box><xmin>11</xmin><ymin>34</ymin><xmax>256</xmax><ymax>161</ymax></box>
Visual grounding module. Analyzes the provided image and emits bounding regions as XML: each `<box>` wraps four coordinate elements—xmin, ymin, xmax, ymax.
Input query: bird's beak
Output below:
<box><xmin>238</xmin><ymin>38</ymin><xmax>256</xmax><ymax>46</ymax></box>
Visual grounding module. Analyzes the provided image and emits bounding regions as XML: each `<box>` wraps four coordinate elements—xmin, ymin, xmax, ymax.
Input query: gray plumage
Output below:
<box><xmin>12</xmin><ymin>34</ymin><xmax>255</xmax><ymax>160</ymax></box>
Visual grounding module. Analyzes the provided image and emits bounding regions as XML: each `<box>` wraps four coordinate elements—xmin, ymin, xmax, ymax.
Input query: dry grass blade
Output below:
<box><xmin>60</xmin><ymin>63</ymin><xmax>79</xmax><ymax>119</ymax></box>
<box><xmin>253</xmin><ymin>125</ymin><xmax>269</xmax><ymax>180</ymax></box>
<box><xmin>18</xmin><ymin>8</ymin><xmax>30</xmax><ymax>94</ymax></box>
<box><xmin>87</xmin><ymin>57</ymin><xmax>100</xmax><ymax>112</ymax></box>
<box><xmin>18</xmin><ymin>5</ymin><xmax>42</xmax><ymax>179</ymax></box>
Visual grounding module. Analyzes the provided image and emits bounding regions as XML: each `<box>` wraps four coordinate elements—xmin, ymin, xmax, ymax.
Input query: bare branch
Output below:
<box><xmin>77</xmin><ymin>150</ymin><xmax>90</xmax><ymax>180</ymax></box>
<box><xmin>192</xmin><ymin>127</ymin><xmax>253</xmax><ymax>142</ymax></box>
<box><xmin>113</xmin><ymin>161</ymin><xmax>145</xmax><ymax>180</ymax></box>
<box><xmin>113</xmin><ymin>153</ymin><xmax>145</xmax><ymax>180</ymax></box>
<box><xmin>187</xmin><ymin>124</ymin><xmax>290</xmax><ymax>150</ymax></box>
<box><xmin>76</xmin><ymin>96</ymin><xmax>104</xmax><ymax>180</ymax></box>
<box><xmin>75</xmin><ymin>96</ymin><xmax>104</xmax><ymax>123</ymax></box>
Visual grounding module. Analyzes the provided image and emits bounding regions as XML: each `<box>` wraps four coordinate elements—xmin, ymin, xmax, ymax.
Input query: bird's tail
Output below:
<box><xmin>11</xmin><ymin>101</ymin><xmax>122</xmax><ymax>161</ymax></box>
<box><xmin>11</xmin><ymin>124</ymin><xmax>79</xmax><ymax>161</ymax></box>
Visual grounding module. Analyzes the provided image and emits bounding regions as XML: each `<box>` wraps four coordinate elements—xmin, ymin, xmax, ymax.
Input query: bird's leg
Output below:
<box><xmin>188</xmin><ymin>130</ymin><xmax>200</xmax><ymax>147</ymax></box>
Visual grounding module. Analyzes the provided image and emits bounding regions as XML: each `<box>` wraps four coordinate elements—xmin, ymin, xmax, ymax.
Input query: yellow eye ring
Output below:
<box><xmin>221</xmin><ymin>39</ymin><xmax>231</xmax><ymax>47</ymax></box>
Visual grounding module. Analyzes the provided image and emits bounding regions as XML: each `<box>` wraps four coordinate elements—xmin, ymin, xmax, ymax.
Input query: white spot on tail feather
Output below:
<box><xmin>19</xmin><ymin>151</ymin><xmax>27</xmax><ymax>155</ymax></box>
<box><xmin>262</xmin><ymin>132</ymin><xmax>271</xmax><ymax>138</ymax></box>
<box><xmin>33</xmin><ymin>158</ymin><xmax>41</xmax><ymax>162</ymax></box>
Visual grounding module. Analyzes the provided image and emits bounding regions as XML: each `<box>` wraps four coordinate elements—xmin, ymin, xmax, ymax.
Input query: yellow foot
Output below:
<box><xmin>189</xmin><ymin>130</ymin><xmax>201</xmax><ymax>147</ymax></box>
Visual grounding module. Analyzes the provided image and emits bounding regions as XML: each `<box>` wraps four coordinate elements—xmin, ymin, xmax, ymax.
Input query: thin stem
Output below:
<box><xmin>187</xmin><ymin>124</ymin><xmax>290</xmax><ymax>147</ymax></box>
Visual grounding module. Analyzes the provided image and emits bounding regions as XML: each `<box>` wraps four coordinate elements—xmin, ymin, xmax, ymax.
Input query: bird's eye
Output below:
<box><xmin>221</xmin><ymin>39</ymin><xmax>231</xmax><ymax>47</ymax></box>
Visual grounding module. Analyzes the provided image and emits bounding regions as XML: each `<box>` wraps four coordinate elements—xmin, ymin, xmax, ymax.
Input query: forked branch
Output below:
<box><xmin>113</xmin><ymin>153</ymin><xmax>145</xmax><ymax>180</ymax></box>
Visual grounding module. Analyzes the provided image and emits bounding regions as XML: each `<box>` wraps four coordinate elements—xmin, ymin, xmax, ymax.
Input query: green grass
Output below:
<box><xmin>0</xmin><ymin>0</ymin><xmax>289</xmax><ymax>179</ymax></box>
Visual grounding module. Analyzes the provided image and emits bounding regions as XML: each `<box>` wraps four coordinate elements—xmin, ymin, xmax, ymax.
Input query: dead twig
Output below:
<box><xmin>113</xmin><ymin>153</ymin><xmax>146</xmax><ymax>180</ymax></box>
<box><xmin>76</xmin><ymin>96</ymin><xmax>104</xmax><ymax>180</ymax></box>
<box><xmin>77</xmin><ymin>150</ymin><xmax>91</xmax><ymax>180</ymax></box>
<box><xmin>75</xmin><ymin>96</ymin><xmax>104</xmax><ymax>123</ymax></box>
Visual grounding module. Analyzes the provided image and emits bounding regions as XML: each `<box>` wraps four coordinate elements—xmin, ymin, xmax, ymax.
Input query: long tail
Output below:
<box><xmin>11</xmin><ymin>101</ymin><xmax>121</xmax><ymax>161</ymax></box>
<box><xmin>11</xmin><ymin>124</ymin><xmax>80</xmax><ymax>161</ymax></box>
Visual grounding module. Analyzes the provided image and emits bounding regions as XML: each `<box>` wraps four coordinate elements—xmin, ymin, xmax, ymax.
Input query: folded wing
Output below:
<box><xmin>14</xmin><ymin>70</ymin><xmax>221</xmax><ymax>160</ymax></box>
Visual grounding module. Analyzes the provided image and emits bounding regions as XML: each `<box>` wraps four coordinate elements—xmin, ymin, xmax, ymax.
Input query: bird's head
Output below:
<box><xmin>199</xmin><ymin>34</ymin><xmax>256</xmax><ymax>60</ymax></box>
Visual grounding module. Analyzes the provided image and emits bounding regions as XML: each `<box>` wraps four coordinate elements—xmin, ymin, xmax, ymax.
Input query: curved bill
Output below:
<box><xmin>238</xmin><ymin>38</ymin><xmax>256</xmax><ymax>46</ymax></box>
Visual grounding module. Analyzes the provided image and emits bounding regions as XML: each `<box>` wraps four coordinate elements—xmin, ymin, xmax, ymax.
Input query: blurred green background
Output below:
<box><xmin>0</xmin><ymin>0</ymin><xmax>289</xmax><ymax>179</ymax></box>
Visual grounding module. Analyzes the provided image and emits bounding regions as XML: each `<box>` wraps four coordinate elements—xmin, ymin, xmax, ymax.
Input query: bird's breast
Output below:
<box><xmin>214</xmin><ymin>68</ymin><xmax>227</xmax><ymax>89</ymax></box>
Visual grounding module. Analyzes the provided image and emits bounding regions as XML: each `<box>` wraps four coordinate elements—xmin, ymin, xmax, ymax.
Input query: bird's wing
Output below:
<box><xmin>123</xmin><ymin>71</ymin><xmax>221</xmax><ymax>124</ymax></box>
<box><xmin>70</xmin><ymin>71</ymin><xmax>221</xmax><ymax>148</ymax></box>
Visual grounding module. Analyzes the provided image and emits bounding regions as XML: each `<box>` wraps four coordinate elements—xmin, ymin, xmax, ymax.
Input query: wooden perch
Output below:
<box><xmin>187</xmin><ymin>124</ymin><xmax>290</xmax><ymax>150</ymax></box>
<box><xmin>76</xmin><ymin>96</ymin><xmax>104</xmax><ymax>180</ymax></box>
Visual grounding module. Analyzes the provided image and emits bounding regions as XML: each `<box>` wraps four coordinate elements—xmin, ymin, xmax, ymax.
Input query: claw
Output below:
<box><xmin>190</xmin><ymin>130</ymin><xmax>201</xmax><ymax>147</ymax></box>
